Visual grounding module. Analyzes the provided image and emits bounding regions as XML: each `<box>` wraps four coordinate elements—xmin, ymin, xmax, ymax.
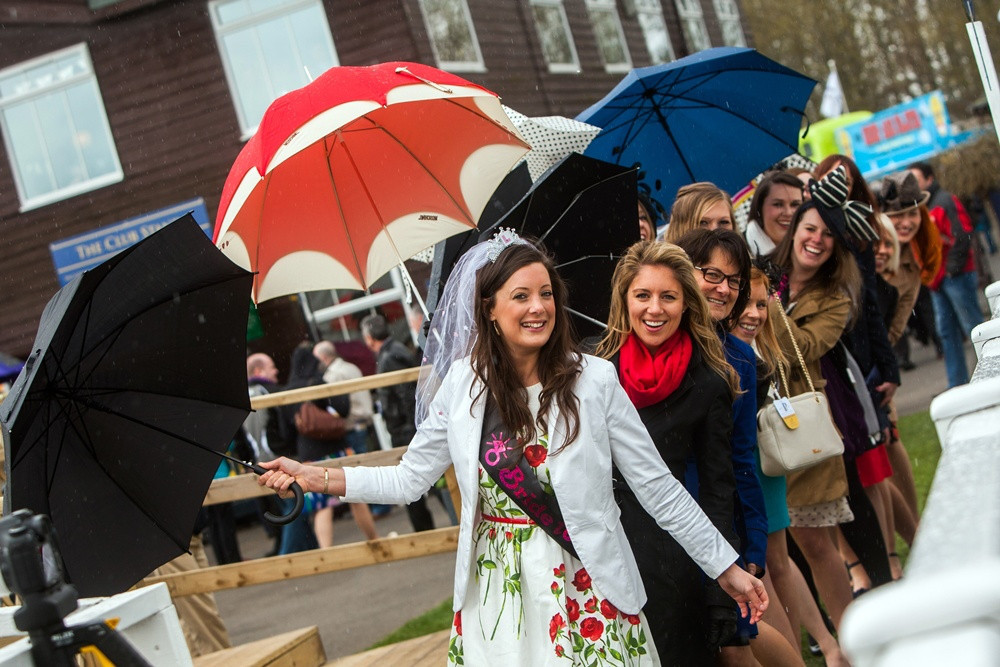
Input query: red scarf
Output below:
<box><xmin>619</xmin><ymin>330</ymin><xmax>693</xmax><ymax>409</ymax></box>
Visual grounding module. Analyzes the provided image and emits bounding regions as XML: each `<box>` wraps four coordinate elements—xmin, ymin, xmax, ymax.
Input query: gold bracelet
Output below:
<box><xmin>322</xmin><ymin>467</ymin><xmax>329</xmax><ymax>495</ymax></box>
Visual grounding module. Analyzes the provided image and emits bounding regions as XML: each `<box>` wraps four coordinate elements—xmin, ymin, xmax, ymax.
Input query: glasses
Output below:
<box><xmin>694</xmin><ymin>266</ymin><xmax>742</xmax><ymax>291</ymax></box>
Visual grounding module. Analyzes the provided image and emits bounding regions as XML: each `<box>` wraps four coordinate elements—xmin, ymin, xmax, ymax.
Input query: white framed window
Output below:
<box><xmin>418</xmin><ymin>0</ymin><xmax>485</xmax><ymax>72</ymax></box>
<box><xmin>529</xmin><ymin>0</ymin><xmax>580</xmax><ymax>74</ymax></box>
<box><xmin>209</xmin><ymin>0</ymin><xmax>338</xmax><ymax>137</ymax></box>
<box><xmin>585</xmin><ymin>0</ymin><xmax>632</xmax><ymax>73</ymax></box>
<box><xmin>674</xmin><ymin>0</ymin><xmax>711</xmax><ymax>53</ymax></box>
<box><xmin>0</xmin><ymin>43</ymin><xmax>123</xmax><ymax>211</ymax></box>
<box><xmin>712</xmin><ymin>0</ymin><xmax>746</xmax><ymax>47</ymax></box>
<box><xmin>632</xmin><ymin>0</ymin><xmax>675</xmax><ymax>64</ymax></box>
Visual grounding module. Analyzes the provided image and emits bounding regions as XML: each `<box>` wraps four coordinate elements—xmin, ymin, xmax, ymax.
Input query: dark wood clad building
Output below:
<box><xmin>0</xmin><ymin>0</ymin><xmax>751</xmax><ymax>360</ymax></box>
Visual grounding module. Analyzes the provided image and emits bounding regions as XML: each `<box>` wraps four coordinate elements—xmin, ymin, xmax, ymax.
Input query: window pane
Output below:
<box><xmin>4</xmin><ymin>103</ymin><xmax>53</xmax><ymax>200</ymax></box>
<box><xmin>288</xmin><ymin>6</ymin><xmax>338</xmax><ymax>79</ymax></box>
<box><xmin>34</xmin><ymin>92</ymin><xmax>82</xmax><ymax>191</ymax></box>
<box><xmin>638</xmin><ymin>12</ymin><xmax>674</xmax><ymax>64</ymax></box>
<box><xmin>215</xmin><ymin>0</ymin><xmax>251</xmax><ymax>25</ymax></box>
<box><xmin>421</xmin><ymin>0</ymin><xmax>478</xmax><ymax>64</ymax></box>
<box><xmin>532</xmin><ymin>5</ymin><xmax>574</xmax><ymax>66</ymax></box>
<box><xmin>212</xmin><ymin>0</ymin><xmax>338</xmax><ymax>133</ymax></box>
<box><xmin>223</xmin><ymin>29</ymin><xmax>272</xmax><ymax>127</ymax></box>
<box><xmin>589</xmin><ymin>8</ymin><xmax>627</xmax><ymax>67</ymax></box>
<box><xmin>65</xmin><ymin>81</ymin><xmax>117</xmax><ymax>180</ymax></box>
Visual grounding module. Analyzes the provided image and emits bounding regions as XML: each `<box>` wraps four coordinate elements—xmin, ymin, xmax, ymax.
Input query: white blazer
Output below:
<box><xmin>343</xmin><ymin>355</ymin><xmax>737</xmax><ymax>614</ymax></box>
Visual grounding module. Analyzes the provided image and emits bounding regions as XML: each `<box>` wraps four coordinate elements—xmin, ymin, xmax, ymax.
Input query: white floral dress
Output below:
<box><xmin>448</xmin><ymin>384</ymin><xmax>659</xmax><ymax>665</ymax></box>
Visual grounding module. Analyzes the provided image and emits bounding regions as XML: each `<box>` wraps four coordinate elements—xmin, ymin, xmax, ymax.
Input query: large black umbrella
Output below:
<box><xmin>481</xmin><ymin>153</ymin><xmax>639</xmax><ymax>339</ymax></box>
<box><xmin>1</xmin><ymin>214</ymin><xmax>260</xmax><ymax>597</ymax></box>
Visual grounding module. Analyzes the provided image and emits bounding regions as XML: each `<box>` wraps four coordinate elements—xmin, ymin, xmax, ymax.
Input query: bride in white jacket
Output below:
<box><xmin>259</xmin><ymin>230</ymin><xmax>766</xmax><ymax>665</ymax></box>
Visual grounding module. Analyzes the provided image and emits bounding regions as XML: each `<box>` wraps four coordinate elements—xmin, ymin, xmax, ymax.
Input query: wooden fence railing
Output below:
<box><xmin>138</xmin><ymin>366</ymin><xmax>462</xmax><ymax>599</ymax></box>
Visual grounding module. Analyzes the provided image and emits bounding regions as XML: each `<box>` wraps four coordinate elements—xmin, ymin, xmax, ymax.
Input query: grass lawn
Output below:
<box><xmin>370</xmin><ymin>410</ymin><xmax>943</xmax><ymax>664</ymax></box>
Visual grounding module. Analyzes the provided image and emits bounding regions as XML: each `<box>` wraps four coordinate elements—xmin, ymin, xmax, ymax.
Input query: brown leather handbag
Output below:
<box><xmin>295</xmin><ymin>401</ymin><xmax>347</xmax><ymax>440</ymax></box>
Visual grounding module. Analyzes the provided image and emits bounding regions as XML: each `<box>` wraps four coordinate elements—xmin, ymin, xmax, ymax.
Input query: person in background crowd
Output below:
<box><xmin>745</xmin><ymin>172</ymin><xmax>805</xmax><ymax>258</ymax></box>
<box><xmin>260</xmin><ymin>234</ymin><xmax>767</xmax><ymax>665</ymax></box>
<box><xmin>245</xmin><ymin>352</ymin><xmax>288</xmax><ymax>556</ymax></box>
<box><xmin>764</xmin><ymin>180</ymin><xmax>862</xmax><ymax>632</ymax></box>
<box><xmin>664</xmin><ymin>182</ymin><xmax>735</xmax><ymax>242</ymax></box>
<box><xmin>361</xmin><ymin>314</ymin><xmax>439</xmax><ymax>532</ymax></box>
<box><xmin>674</xmin><ymin>229</ymin><xmax>778</xmax><ymax>665</ymax></box>
<box><xmin>908</xmin><ymin>161</ymin><xmax>984</xmax><ymax>387</ymax></box>
<box><xmin>872</xmin><ymin>214</ymin><xmax>921</xmax><ymax>549</ymax></box>
<box><xmin>730</xmin><ymin>267</ymin><xmax>849</xmax><ymax>666</ymax></box>
<box><xmin>638</xmin><ymin>189</ymin><xmax>665</xmax><ymax>241</ymax></box>
<box><xmin>311</xmin><ymin>340</ymin><xmax>379</xmax><ymax>548</ymax></box>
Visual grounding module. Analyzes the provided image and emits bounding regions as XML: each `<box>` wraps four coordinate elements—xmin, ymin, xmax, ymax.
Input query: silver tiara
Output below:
<box><xmin>485</xmin><ymin>227</ymin><xmax>528</xmax><ymax>263</ymax></box>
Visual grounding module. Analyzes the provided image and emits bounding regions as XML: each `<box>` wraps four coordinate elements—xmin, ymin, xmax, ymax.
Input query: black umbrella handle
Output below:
<box><xmin>250</xmin><ymin>464</ymin><xmax>304</xmax><ymax>526</ymax></box>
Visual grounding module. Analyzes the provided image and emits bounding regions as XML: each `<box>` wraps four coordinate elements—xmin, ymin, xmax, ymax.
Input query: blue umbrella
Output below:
<box><xmin>577</xmin><ymin>47</ymin><xmax>816</xmax><ymax>211</ymax></box>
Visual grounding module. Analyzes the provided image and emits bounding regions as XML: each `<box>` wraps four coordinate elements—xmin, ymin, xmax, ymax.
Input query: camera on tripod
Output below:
<box><xmin>0</xmin><ymin>509</ymin><xmax>78</xmax><ymax>631</ymax></box>
<box><xmin>0</xmin><ymin>509</ymin><xmax>150</xmax><ymax>666</ymax></box>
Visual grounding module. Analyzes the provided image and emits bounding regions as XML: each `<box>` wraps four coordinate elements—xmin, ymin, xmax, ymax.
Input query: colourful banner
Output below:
<box><xmin>836</xmin><ymin>91</ymin><xmax>972</xmax><ymax>178</ymax></box>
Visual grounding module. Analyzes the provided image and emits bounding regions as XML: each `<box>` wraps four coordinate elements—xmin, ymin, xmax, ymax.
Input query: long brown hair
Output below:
<box><xmin>471</xmin><ymin>243</ymin><xmax>582</xmax><ymax>452</ymax></box>
<box><xmin>747</xmin><ymin>171</ymin><xmax>804</xmax><ymax>226</ymax></box>
<box><xmin>769</xmin><ymin>201</ymin><xmax>862</xmax><ymax>317</ymax></box>
<box><xmin>595</xmin><ymin>240</ymin><xmax>740</xmax><ymax>397</ymax></box>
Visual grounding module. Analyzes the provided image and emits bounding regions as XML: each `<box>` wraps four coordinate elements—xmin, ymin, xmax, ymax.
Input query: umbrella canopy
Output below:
<box><xmin>215</xmin><ymin>61</ymin><xmax>530</xmax><ymax>303</ymax></box>
<box><xmin>1</xmin><ymin>214</ymin><xmax>253</xmax><ymax>597</ymax></box>
<box><xmin>577</xmin><ymin>47</ymin><xmax>816</xmax><ymax>212</ymax></box>
<box><xmin>481</xmin><ymin>153</ymin><xmax>639</xmax><ymax>338</ymax></box>
<box><xmin>503</xmin><ymin>106</ymin><xmax>602</xmax><ymax>181</ymax></box>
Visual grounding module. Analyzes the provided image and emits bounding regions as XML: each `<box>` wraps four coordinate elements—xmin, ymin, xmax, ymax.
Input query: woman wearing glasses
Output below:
<box><xmin>595</xmin><ymin>241</ymin><xmax>745</xmax><ymax>664</ymax></box>
<box><xmin>674</xmin><ymin>229</ymin><xmax>777</xmax><ymax>664</ymax></box>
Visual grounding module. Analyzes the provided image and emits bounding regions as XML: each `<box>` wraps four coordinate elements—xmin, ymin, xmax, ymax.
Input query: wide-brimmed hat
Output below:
<box><xmin>878</xmin><ymin>171</ymin><xmax>930</xmax><ymax>214</ymax></box>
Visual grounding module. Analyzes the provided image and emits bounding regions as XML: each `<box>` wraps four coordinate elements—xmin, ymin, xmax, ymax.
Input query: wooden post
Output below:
<box><xmin>444</xmin><ymin>466</ymin><xmax>462</xmax><ymax>522</ymax></box>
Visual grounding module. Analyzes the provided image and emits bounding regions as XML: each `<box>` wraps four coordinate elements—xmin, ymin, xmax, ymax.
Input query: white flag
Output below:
<box><xmin>820</xmin><ymin>68</ymin><xmax>846</xmax><ymax>118</ymax></box>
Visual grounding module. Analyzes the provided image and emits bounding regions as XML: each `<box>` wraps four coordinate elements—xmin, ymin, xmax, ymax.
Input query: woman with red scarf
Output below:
<box><xmin>596</xmin><ymin>241</ymin><xmax>743</xmax><ymax>665</ymax></box>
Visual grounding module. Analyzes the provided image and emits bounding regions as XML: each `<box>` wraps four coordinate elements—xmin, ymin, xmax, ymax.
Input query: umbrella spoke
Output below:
<box><xmin>324</xmin><ymin>133</ymin><xmax>367</xmax><ymax>287</ymax></box>
<box><xmin>554</xmin><ymin>254</ymin><xmax>619</xmax><ymax>269</ymax></box>
<box><xmin>565</xmin><ymin>308</ymin><xmax>607</xmax><ymax>330</ymax></box>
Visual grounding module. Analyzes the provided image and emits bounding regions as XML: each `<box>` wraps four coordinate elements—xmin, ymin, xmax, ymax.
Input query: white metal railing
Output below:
<box><xmin>840</xmin><ymin>280</ymin><xmax>1000</xmax><ymax>666</ymax></box>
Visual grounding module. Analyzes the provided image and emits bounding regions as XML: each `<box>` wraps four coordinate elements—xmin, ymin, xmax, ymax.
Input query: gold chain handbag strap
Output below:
<box><xmin>772</xmin><ymin>297</ymin><xmax>820</xmax><ymax>401</ymax></box>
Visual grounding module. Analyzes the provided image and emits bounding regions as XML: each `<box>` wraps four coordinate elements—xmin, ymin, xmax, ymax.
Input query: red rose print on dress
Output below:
<box><xmin>572</xmin><ymin>568</ymin><xmax>592</xmax><ymax>592</ymax></box>
<box><xmin>580</xmin><ymin>617</ymin><xmax>604</xmax><ymax>641</ymax></box>
<box><xmin>566</xmin><ymin>598</ymin><xmax>581</xmax><ymax>623</ymax></box>
<box><xmin>549</xmin><ymin>613</ymin><xmax>566</xmax><ymax>642</ymax></box>
<box><xmin>600</xmin><ymin>599</ymin><xmax>618</xmax><ymax>620</ymax></box>
<box><xmin>553</xmin><ymin>563</ymin><xmax>565</xmax><ymax>578</ymax></box>
<box><xmin>453</xmin><ymin>611</ymin><xmax>462</xmax><ymax>636</ymax></box>
<box><xmin>523</xmin><ymin>444</ymin><xmax>547</xmax><ymax>467</ymax></box>
<box><xmin>623</xmin><ymin>613</ymin><xmax>641</xmax><ymax>625</ymax></box>
<box><xmin>584</xmin><ymin>596</ymin><xmax>598</xmax><ymax>613</ymax></box>
<box><xmin>555</xmin><ymin>645</ymin><xmax>565</xmax><ymax>657</ymax></box>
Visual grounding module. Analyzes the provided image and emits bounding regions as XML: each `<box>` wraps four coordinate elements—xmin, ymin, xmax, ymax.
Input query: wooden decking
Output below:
<box><xmin>194</xmin><ymin>626</ymin><xmax>325</xmax><ymax>667</ymax></box>
<box><xmin>327</xmin><ymin>630</ymin><xmax>450</xmax><ymax>666</ymax></box>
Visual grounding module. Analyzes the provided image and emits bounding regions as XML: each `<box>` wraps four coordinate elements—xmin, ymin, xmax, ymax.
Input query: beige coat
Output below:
<box><xmin>769</xmin><ymin>288</ymin><xmax>851</xmax><ymax>508</ymax></box>
<box><xmin>885</xmin><ymin>244</ymin><xmax>922</xmax><ymax>346</ymax></box>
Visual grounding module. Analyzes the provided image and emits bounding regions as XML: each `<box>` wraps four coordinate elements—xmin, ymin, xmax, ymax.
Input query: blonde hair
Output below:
<box><xmin>596</xmin><ymin>240</ymin><xmax>740</xmax><ymax>397</ymax></box>
<box><xmin>665</xmin><ymin>182</ymin><xmax>735</xmax><ymax>242</ymax></box>
<box><xmin>875</xmin><ymin>213</ymin><xmax>900</xmax><ymax>275</ymax></box>
<box><xmin>740</xmin><ymin>267</ymin><xmax>788</xmax><ymax>382</ymax></box>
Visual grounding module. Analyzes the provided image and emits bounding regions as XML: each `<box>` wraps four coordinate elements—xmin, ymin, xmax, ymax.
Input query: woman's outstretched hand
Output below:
<box><xmin>717</xmin><ymin>563</ymin><xmax>768</xmax><ymax>624</ymax></box>
<box><xmin>257</xmin><ymin>457</ymin><xmax>313</xmax><ymax>497</ymax></box>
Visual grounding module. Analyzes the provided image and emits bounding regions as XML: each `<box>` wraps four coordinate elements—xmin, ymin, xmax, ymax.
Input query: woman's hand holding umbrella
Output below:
<box><xmin>257</xmin><ymin>457</ymin><xmax>346</xmax><ymax>498</ymax></box>
<box><xmin>716</xmin><ymin>563</ymin><xmax>769</xmax><ymax>624</ymax></box>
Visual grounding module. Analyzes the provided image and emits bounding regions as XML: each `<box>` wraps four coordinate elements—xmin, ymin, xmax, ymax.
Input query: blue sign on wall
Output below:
<box><xmin>836</xmin><ymin>91</ymin><xmax>979</xmax><ymax>179</ymax></box>
<box><xmin>49</xmin><ymin>199</ymin><xmax>212</xmax><ymax>286</ymax></box>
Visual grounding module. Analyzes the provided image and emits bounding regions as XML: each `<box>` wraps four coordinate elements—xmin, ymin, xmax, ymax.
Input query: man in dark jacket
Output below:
<box><xmin>908</xmin><ymin>162</ymin><xmax>984</xmax><ymax>386</ymax></box>
<box><xmin>361</xmin><ymin>314</ymin><xmax>435</xmax><ymax>532</ymax></box>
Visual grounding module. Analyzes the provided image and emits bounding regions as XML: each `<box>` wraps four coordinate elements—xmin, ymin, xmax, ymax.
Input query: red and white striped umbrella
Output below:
<box><xmin>214</xmin><ymin>62</ymin><xmax>529</xmax><ymax>304</ymax></box>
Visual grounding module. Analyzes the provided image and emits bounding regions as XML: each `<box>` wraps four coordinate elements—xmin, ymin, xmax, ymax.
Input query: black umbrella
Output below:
<box><xmin>481</xmin><ymin>153</ymin><xmax>639</xmax><ymax>338</ymax></box>
<box><xmin>0</xmin><ymin>214</ymin><xmax>297</xmax><ymax>598</ymax></box>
